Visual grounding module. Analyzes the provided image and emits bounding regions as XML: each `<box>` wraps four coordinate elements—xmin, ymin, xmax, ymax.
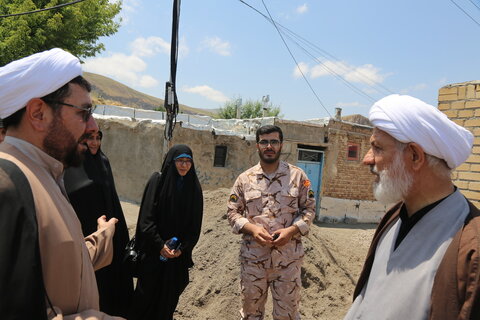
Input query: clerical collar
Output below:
<box><xmin>394</xmin><ymin>188</ymin><xmax>456</xmax><ymax>250</ymax></box>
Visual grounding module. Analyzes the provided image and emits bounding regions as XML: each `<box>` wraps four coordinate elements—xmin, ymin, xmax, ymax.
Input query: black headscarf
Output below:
<box><xmin>136</xmin><ymin>144</ymin><xmax>203</xmax><ymax>268</ymax></box>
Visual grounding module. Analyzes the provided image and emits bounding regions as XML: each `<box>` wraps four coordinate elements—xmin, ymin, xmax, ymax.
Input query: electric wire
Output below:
<box><xmin>467</xmin><ymin>0</ymin><xmax>480</xmax><ymax>11</ymax></box>
<box><xmin>242</xmin><ymin>0</ymin><xmax>392</xmax><ymax>96</ymax></box>
<box><xmin>0</xmin><ymin>0</ymin><xmax>87</xmax><ymax>18</ymax></box>
<box><xmin>238</xmin><ymin>0</ymin><xmax>392</xmax><ymax>103</ymax></box>
<box><xmin>262</xmin><ymin>19</ymin><xmax>380</xmax><ymax>102</ymax></box>
<box><xmin>449</xmin><ymin>0</ymin><xmax>480</xmax><ymax>27</ymax></box>
<box><xmin>282</xmin><ymin>31</ymin><xmax>377</xmax><ymax>103</ymax></box>
<box><xmin>260</xmin><ymin>0</ymin><xmax>331</xmax><ymax>117</ymax></box>
<box><xmin>277</xmin><ymin>25</ymin><xmax>393</xmax><ymax>96</ymax></box>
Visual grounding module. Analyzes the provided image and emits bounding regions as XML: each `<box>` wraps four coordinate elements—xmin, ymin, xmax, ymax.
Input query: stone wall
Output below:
<box><xmin>96</xmin><ymin>116</ymin><xmax>382</xmax><ymax>222</ymax></box>
<box><xmin>438</xmin><ymin>81</ymin><xmax>480</xmax><ymax>208</ymax></box>
<box><xmin>96</xmin><ymin>117</ymin><xmax>259</xmax><ymax>203</ymax></box>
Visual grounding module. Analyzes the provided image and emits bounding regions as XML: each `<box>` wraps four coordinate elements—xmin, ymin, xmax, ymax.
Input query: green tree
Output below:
<box><xmin>217</xmin><ymin>98</ymin><xmax>282</xmax><ymax>119</ymax></box>
<box><xmin>0</xmin><ymin>0</ymin><xmax>121</xmax><ymax>65</ymax></box>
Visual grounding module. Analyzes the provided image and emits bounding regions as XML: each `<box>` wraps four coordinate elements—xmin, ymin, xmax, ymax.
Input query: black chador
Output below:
<box><xmin>64</xmin><ymin>147</ymin><xmax>133</xmax><ymax>317</ymax></box>
<box><xmin>129</xmin><ymin>144</ymin><xmax>203</xmax><ymax>320</ymax></box>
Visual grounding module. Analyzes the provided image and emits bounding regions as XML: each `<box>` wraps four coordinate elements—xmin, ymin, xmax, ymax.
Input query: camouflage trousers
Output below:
<box><xmin>240</xmin><ymin>260</ymin><xmax>302</xmax><ymax>320</ymax></box>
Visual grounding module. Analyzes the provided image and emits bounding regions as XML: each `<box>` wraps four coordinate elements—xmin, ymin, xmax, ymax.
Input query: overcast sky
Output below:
<box><xmin>85</xmin><ymin>0</ymin><xmax>480</xmax><ymax>120</ymax></box>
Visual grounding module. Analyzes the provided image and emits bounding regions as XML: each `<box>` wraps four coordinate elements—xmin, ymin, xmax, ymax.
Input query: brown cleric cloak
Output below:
<box><xmin>0</xmin><ymin>139</ymin><xmax>121</xmax><ymax>320</ymax></box>
<box><xmin>353</xmin><ymin>200</ymin><xmax>480</xmax><ymax>320</ymax></box>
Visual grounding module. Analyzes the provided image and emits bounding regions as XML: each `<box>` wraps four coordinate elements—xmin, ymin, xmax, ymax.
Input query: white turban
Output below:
<box><xmin>369</xmin><ymin>94</ymin><xmax>473</xmax><ymax>169</ymax></box>
<box><xmin>0</xmin><ymin>48</ymin><xmax>82</xmax><ymax>119</ymax></box>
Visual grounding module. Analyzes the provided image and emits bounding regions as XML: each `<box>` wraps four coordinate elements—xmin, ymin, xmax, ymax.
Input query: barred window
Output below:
<box><xmin>298</xmin><ymin>149</ymin><xmax>322</xmax><ymax>162</ymax></box>
<box><xmin>214</xmin><ymin>146</ymin><xmax>227</xmax><ymax>167</ymax></box>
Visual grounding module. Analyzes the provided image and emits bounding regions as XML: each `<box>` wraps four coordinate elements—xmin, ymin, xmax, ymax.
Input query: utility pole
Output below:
<box><xmin>262</xmin><ymin>95</ymin><xmax>270</xmax><ymax>117</ymax></box>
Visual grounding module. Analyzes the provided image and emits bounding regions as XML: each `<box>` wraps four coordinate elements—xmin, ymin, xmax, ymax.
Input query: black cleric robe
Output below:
<box><xmin>0</xmin><ymin>158</ymin><xmax>47</xmax><ymax>319</ymax></box>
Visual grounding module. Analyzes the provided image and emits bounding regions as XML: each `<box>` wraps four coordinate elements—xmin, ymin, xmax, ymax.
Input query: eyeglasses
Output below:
<box><xmin>43</xmin><ymin>100</ymin><xmax>96</xmax><ymax>122</ymax></box>
<box><xmin>175</xmin><ymin>159</ymin><xmax>192</xmax><ymax>166</ymax></box>
<box><xmin>258</xmin><ymin>139</ymin><xmax>281</xmax><ymax>147</ymax></box>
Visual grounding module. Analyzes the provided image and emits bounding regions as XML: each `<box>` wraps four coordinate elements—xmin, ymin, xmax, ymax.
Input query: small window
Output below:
<box><xmin>214</xmin><ymin>146</ymin><xmax>227</xmax><ymax>167</ymax></box>
<box><xmin>347</xmin><ymin>143</ymin><xmax>359</xmax><ymax>161</ymax></box>
<box><xmin>298</xmin><ymin>149</ymin><xmax>322</xmax><ymax>163</ymax></box>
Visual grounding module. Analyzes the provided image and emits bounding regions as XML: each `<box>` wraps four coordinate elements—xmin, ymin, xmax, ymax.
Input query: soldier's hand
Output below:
<box><xmin>272</xmin><ymin>225</ymin><xmax>299</xmax><ymax>247</ymax></box>
<box><xmin>242</xmin><ymin>223</ymin><xmax>273</xmax><ymax>246</ymax></box>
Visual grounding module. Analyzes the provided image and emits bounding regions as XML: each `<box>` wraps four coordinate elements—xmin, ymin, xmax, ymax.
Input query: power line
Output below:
<box><xmin>276</xmin><ymin>25</ymin><xmax>393</xmax><ymax>97</ymax></box>
<box><xmin>260</xmin><ymin>18</ymin><xmax>382</xmax><ymax>102</ymax></box>
<box><xmin>467</xmin><ymin>0</ymin><xmax>480</xmax><ymax>11</ymax></box>
<box><xmin>260</xmin><ymin>0</ymin><xmax>332</xmax><ymax>117</ymax></box>
<box><xmin>0</xmin><ymin>0</ymin><xmax>87</xmax><ymax>18</ymax></box>
<box><xmin>282</xmin><ymin>32</ymin><xmax>377</xmax><ymax>103</ymax></box>
<box><xmin>237</xmin><ymin>0</ymin><xmax>392</xmax><ymax>101</ymax></box>
<box><xmin>449</xmin><ymin>0</ymin><xmax>480</xmax><ymax>28</ymax></box>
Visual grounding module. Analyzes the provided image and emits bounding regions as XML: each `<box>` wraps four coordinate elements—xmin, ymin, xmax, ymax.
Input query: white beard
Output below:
<box><xmin>373</xmin><ymin>152</ymin><xmax>413</xmax><ymax>205</ymax></box>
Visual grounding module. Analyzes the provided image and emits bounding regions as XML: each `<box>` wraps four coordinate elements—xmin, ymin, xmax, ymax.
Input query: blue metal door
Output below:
<box><xmin>297</xmin><ymin>149</ymin><xmax>324</xmax><ymax>218</ymax></box>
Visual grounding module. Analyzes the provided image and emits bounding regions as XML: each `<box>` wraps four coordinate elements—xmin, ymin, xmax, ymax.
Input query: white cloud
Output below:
<box><xmin>83</xmin><ymin>34</ymin><xmax>190</xmax><ymax>89</ymax></box>
<box><xmin>345</xmin><ymin>64</ymin><xmax>384</xmax><ymax>84</ymax></box>
<box><xmin>139</xmin><ymin>75</ymin><xmax>159</xmax><ymax>88</ymax></box>
<box><xmin>296</xmin><ymin>4</ymin><xmax>308</xmax><ymax>14</ymax></box>
<box><xmin>131</xmin><ymin>36</ymin><xmax>189</xmax><ymax>58</ymax></box>
<box><xmin>84</xmin><ymin>53</ymin><xmax>146</xmax><ymax>81</ymax></box>
<box><xmin>131</xmin><ymin>36</ymin><xmax>170</xmax><ymax>57</ymax></box>
<box><xmin>336</xmin><ymin>101</ymin><xmax>362</xmax><ymax>107</ymax></box>
<box><xmin>293</xmin><ymin>62</ymin><xmax>310</xmax><ymax>78</ymax></box>
<box><xmin>201</xmin><ymin>36</ymin><xmax>231</xmax><ymax>56</ymax></box>
<box><xmin>84</xmin><ymin>53</ymin><xmax>158</xmax><ymax>88</ymax></box>
<box><xmin>182</xmin><ymin>85</ymin><xmax>229</xmax><ymax>103</ymax></box>
<box><xmin>297</xmin><ymin>60</ymin><xmax>386</xmax><ymax>85</ymax></box>
<box><xmin>310</xmin><ymin>61</ymin><xmax>349</xmax><ymax>78</ymax></box>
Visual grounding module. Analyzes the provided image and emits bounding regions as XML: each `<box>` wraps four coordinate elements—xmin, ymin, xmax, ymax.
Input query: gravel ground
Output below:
<box><xmin>121</xmin><ymin>188</ymin><xmax>376</xmax><ymax>320</ymax></box>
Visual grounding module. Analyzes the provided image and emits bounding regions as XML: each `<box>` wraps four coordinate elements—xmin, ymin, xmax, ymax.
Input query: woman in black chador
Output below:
<box><xmin>129</xmin><ymin>144</ymin><xmax>203</xmax><ymax>320</ymax></box>
<box><xmin>64</xmin><ymin>129</ymin><xmax>133</xmax><ymax>317</ymax></box>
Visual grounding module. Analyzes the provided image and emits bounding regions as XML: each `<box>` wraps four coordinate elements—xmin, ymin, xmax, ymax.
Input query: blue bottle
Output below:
<box><xmin>159</xmin><ymin>237</ymin><xmax>180</xmax><ymax>262</ymax></box>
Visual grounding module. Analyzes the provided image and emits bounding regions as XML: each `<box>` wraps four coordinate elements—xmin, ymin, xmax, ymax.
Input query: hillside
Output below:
<box><xmin>83</xmin><ymin>72</ymin><xmax>216</xmax><ymax>117</ymax></box>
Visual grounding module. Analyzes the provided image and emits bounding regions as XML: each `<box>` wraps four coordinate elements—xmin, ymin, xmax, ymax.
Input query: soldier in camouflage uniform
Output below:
<box><xmin>227</xmin><ymin>125</ymin><xmax>316</xmax><ymax>320</ymax></box>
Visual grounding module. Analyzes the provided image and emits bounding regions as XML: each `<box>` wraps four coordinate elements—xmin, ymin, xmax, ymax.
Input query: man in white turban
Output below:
<box><xmin>0</xmin><ymin>49</ymin><xmax>124</xmax><ymax>319</ymax></box>
<box><xmin>344</xmin><ymin>94</ymin><xmax>480</xmax><ymax>320</ymax></box>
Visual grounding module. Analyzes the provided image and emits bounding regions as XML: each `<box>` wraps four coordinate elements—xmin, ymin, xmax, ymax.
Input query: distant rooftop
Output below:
<box><xmin>94</xmin><ymin>105</ymin><xmax>371</xmax><ymax>138</ymax></box>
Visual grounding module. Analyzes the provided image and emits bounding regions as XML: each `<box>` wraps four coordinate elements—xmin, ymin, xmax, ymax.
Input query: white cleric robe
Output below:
<box><xmin>344</xmin><ymin>190</ymin><xmax>470</xmax><ymax>320</ymax></box>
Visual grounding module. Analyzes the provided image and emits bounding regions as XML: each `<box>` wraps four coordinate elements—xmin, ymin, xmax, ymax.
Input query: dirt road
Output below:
<box><xmin>121</xmin><ymin>188</ymin><xmax>376</xmax><ymax>320</ymax></box>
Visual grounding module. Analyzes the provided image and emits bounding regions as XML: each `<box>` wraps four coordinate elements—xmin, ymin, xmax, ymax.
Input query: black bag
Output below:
<box><xmin>123</xmin><ymin>236</ymin><xmax>143</xmax><ymax>278</ymax></box>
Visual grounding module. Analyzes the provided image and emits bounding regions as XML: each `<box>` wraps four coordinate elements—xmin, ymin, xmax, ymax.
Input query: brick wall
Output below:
<box><xmin>438</xmin><ymin>81</ymin><xmax>480</xmax><ymax>207</ymax></box>
<box><xmin>321</xmin><ymin>121</ymin><xmax>375</xmax><ymax>201</ymax></box>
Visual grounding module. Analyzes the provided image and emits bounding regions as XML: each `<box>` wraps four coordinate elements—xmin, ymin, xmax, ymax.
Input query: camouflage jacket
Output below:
<box><xmin>227</xmin><ymin>161</ymin><xmax>315</xmax><ymax>267</ymax></box>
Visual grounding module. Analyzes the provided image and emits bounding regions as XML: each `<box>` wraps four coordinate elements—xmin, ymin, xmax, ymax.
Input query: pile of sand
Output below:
<box><xmin>123</xmin><ymin>188</ymin><xmax>376</xmax><ymax>320</ymax></box>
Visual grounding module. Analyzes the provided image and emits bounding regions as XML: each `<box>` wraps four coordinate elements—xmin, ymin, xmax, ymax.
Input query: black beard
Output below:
<box><xmin>64</xmin><ymin>146</ymin><xmax>85</xmax><ymax>168</ymax></box>
<box><xmin>258</xmin><ymin>148</ymin><xmax>281</xmax><ymax>164</ymax></box>
<box><xmin>43</xmin><ymin>117</ymin><xmax>85</xmax><ymax>168</ymax></box>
